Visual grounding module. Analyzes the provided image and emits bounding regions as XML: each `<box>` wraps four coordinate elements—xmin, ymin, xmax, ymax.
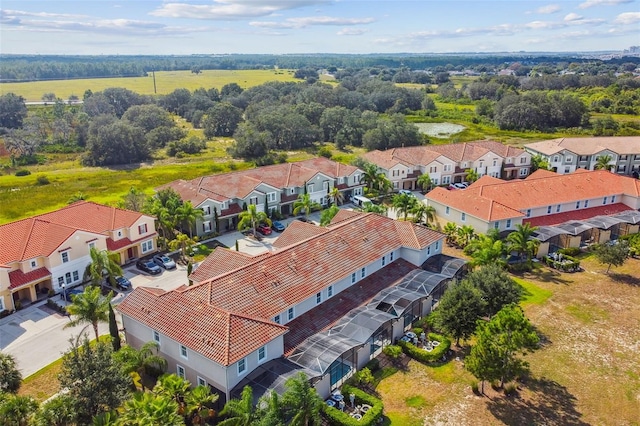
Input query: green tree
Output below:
<box><xmin>465</xmin><ymin>231</ymin><xmax>506</xmax><ymax>269</ymax></box>
<box><xmin>91</xmin><ymin>411</ymin><xmax>119</xmax><ymax>426</ymax></box>
<box><xmin>0</xmin><ymin>93</ymin><xmax>28</xmax><ymax>129</ymax></box>
<box><xmin>320</xmin><ymin>205</ymin><xmax>340</xmax><ymax>226</ymax></box>
<box><xmin>67</xmin><ymin>191</ymin><xmax>88</xmax><ymax>204</ymax></box>
<box><xmin>84</xmin><ymin>120</ymin><xmax>149</xmax><ymax>167</ymax></box>
<box><xmin>361</xmin><ymin>203</ymin><xmax>388</xmax><ymax>215</ymax></box>
<box><xmin>0</xmin><ymin>353</ymin><xmax>22</xmax><ymax>393</ymax></box>
<box><xmin>281</xmin><ymin>373</ymin><xmax>323</xmax><ymax>426</ymax></box>
<box><xmin>108</xmin><ymin>303</ymin><xmax>121</xmax><ymax>352</ymax></box>
<box><xmin>59</xmin><ymin>338</ymin><xmax>130</xmax><ymax>424</ymax></box>
<box><xmin>64</xmin><ymin>286</ymin><xmax>112</xmax><ymax>341</ymax></box>
<box><xmin>122</xmin><ymin>104</ymin><xmax>175</xmax><ymax>133</ymax></box>
<box><xmin>465</xmin><ymin>169</ymin><xmax>479</xmax><ymax>183</ymax></box>
<box><xmin>118</xmin><ymin>186</ymin><xmax>148</xmax><ymax>212</ymax></box>
<box><xmin>594</xmin><ymin>154</ymin><xmax>614</xmax><ymax>171</ymax></box>
<box><xmin>85</xmin><ymin>247</ymin><xmax>122</xmax><ymax>289</ymax></box>
<box><xmin>145</xmin><ymin>188</ymin><xmax>182</xmax><ymax>246</ymax></box>
<box><xmin>185</xmin><ymin>385</ymin><xmax>219</xmax><ymax>425</ymax></box>
<box><xmin>417</xmin><ymin>173</ymin><xmax>433</xmax><ymax>192</ymax></box>
<box><xmin>203</xmin><ymin>102</ymin><xmax>243</xmax><ymax>138</ymax></box>
<box><xmin>455</xmin><ymin>225</ymin><xmax>477</xmax><ymax>248</ymax></box>
<box><xmin>176</xmin><ymin>201</ymin><xmax>204</xmax><ymax>238</ymax></box>
<box><xmin>153</xmin><ymin>374</ymin><xmax>191</xmax><ymax>407</ymax></box>
<box><xmin>118</xmin><ymin>392</ymin><xmax>185</xmax><ymax>426</ymax></box>
<box><xmin>506</xmin><ymin>223</ymin><xmax>540</xmax><ymax>267</ymax></box>
<box><xmin>218</xmin><ymin>385</ymin><xmax>257</xmax><ymax>426</ymax></box>
<box><xmin>328</xmin><ymin>186</ymin><xmax>344</xmax><ymax>206</ymax></box>
<box><xmin>466</xmin><ymin>304</ymin><xmax>539</xmax><ymax>388</ymax></box>
<box><xmin>392</xmin><ymin>193</ymin><xmax>418</xmax><ymax>221</ymax></box>
<box><xmin>530</xmin><ymin>154</ymin><xmax>550</xmax><ymax>172</ymax></box>
<box><xmin>112</xmin><ymin>342</ymin><xmax>168</xmax><ymax>391</ymax></box>
<box><xmin>32</xmin><ymin>394</ymin><xmax>76</xmax><ymax>426</ymax></box>
<box><xmin>443</xmin><ymin>222</ymin><xmax>459</xmax><ymax>245</ymax></box>
<box><xmin>237</xmin><ymin>204</ymin><xmax>271</xmax><ymax>237</ymax></box>
<box><xmin>595</xmin><ymin>240</ymin><xmax>630</xmax><ymax>273</ymax></box>
<box><xmin>293</xmin><ymin>193</ymin><xmax>322</xmax><ymax>220</ymax></box>
<box><xmin>0</xmin><ymin>393</ymin><xmax>38</xmax><ymax>426</ymax></box>
<box><xmin>465</xmin><ymin>264</ymin><xmax>522</xmax><ymax>317</ymax></box>
<box><xmin>434</xmin><ymin>280</ymin><xmax>485</xmax><ymax>346</ymax></box>
<box><xmin>168</xmin><ymin>233</ymin><xmax>198</xmax><ymax>263</ymax></box>
<box><xmin>255</xmin><ymin>391</ymin><xmax>285</xmax><ymax>426</ymax></box>
<box><xmin>411</xmin><ymin>203</ymin><xmax>435</xmax><ymax>226</ymax></box>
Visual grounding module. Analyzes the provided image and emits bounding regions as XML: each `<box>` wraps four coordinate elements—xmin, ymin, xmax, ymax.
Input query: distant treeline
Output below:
<box><xmin>2</xmin><ymin>53</ymin><xmax>639</xmax><ymax>82</ymax></box>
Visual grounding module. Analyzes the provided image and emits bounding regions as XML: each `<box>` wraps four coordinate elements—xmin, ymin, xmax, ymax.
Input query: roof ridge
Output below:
<box><xmin>18</xmin><ymin>218</ymin><xmax>37</xmax><ymax>261</ymax></box>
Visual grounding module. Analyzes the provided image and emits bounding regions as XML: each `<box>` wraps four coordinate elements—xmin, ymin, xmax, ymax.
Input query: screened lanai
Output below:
<box><xmin>396</xmin><ymin>269</ymin><xmax>451</xmax><ymax>301</ymax></box>
<box><xmin>329</xmin><ymin>306</ymin><xmax>397</xmax><ymax>344</ymax></box>
<box><xmin>287</xmin><ymin>332</ymin><xmax>364</xmax><ymax>379</ymax></box>
<box><xmin>614</xmin><ymin>210</ymin><xmax>640</xmax><ymax>224</ymax></box>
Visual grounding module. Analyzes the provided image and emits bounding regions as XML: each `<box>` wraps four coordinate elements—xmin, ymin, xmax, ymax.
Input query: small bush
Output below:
<box><xmin>364</xmin><ymin>358</ymin><xmax>380</xmax><ymax>373</ymax></box>
<box><xmin>470</xmin><ymin>381</ymin><xmax>480</xmax><ymax>395</ymax></box>
<box><xmin>412</xmin><ymin>327</ymin><xmax>424</xmax><ymax>336</ymax></box>
<box><xmin>558</xmin><ymin>247</ymin><xmax>581</xmax><ymax>257</ymax></box>
<box><xmin>382</xmin><ymin>345</ymin><xmax>403</xmax><ymax>359</ymax></box>
<box><xmin>36</xmin><ymin>175</ymin><xmax>50</xmax><ymax>185</ymax></box>
<box><xmin>322</xmin><ymin>385</ymin><xmax>383</xmax><ymax>426</ymax></box>
<box><xmin>15</xmin><ymin>169</ymin><xmax>31</xmax><ymax>176</ymax></box>
<box><xmin>397</xmin><ymin>333</ymin><xmax>451</xmax><ymax>363</ymax></box>
<box><xmin>318</xmin><ymin>145</ymin><xmax>333</xmax><ymax>159</ymax></box>
<box><xmin>504</xmin><ymin>382</ymin><xmax>518</xmax><ymax>396</ymax></box>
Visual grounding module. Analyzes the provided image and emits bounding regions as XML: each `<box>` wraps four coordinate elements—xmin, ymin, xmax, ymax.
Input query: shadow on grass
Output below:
<box><xmin>486</xmin><ymin>377</ymin><xmax>588</xmax><ymax>426</ymax></box>
<box><xmin>526</xmin><ymin>268</ymin><xmax>572</xmax><ymax>285</ymax></box>
<box><xmin>609</xmin><ymin>272</ymin><xmax>640</xmax><ymax>287</ymax></box>
<box><xmin>531</xmin><ymin>325</ymin><xmax>552</xmax><ymax>349</ymax></box>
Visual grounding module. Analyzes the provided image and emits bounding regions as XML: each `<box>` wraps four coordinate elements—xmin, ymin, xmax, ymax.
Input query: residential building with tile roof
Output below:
<box><xmin>361</xmin><ymin>140</ymin><xmax>531</xmax><ymax>192</ymax></box>
<box><xmin>0</xmin><ymin>201</ymin><xmax>156</xmax><ymax>312</ymax></box>
<box><xmin>158</xmin><ymin>157</ymin><xmax>364</xmax><ymax>237</ymax></box>
<box><xmin>524</xmin><ymin>136</ymin><xmax>640</xmax><ymax>176</ymax></box>
<box><xmin>425</xmin><ymin>169</ymin><xmax>640</xmax><ymax>235</ymax></box>
<box><xmin>117</xmin><ymin>211</ymin><xmax>446</xmax><ymax>403</ymax></box>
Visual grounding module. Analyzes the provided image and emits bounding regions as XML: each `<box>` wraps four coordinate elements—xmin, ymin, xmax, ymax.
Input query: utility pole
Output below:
<box><xmin>152</xmin><ymin>70</ymin><xmax>157</xmax><ymax>94</ymax></box>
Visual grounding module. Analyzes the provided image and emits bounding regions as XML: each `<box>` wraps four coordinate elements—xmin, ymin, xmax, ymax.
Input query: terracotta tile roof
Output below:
<box><xmin>328</xmin><ymin>209</ymin><xmax>363</xmax><ymax>225</ymax></box>
<box><xmin>361</xmin><ymin>150</ymin><xmax>411</xmax><ymax>170</ymax></box>
<box><xmin>117</xmin><ymin>288</ymin><xmax>287</xmax><ymax>366</ymax></box>
<box><xmin>220</xmin><ymin>203</ymin><xmax>243</xmax><ymax>218</ymax></box>
<box><xmin>524</xmin><ymin>203</ymin><xmax>632</xmax><ymax>227</ymax></box>
<box><xmin>427</xmin><ymin>187</ymin><xmax>524</xmax><ymax>221</ymax></box>
<box><xmin>107</xmin><ymin>234</ymin><xmax>158</xmax><ymax>251</ymax></box>
<box><xmin>8</xmin><ymin>267</ymin><xmax>51</xmax><ymax>290</ymax></box>
<box><xmin>526</xmin><ymin>169</ymin><xmax>560</xmax><ymax>180</ymax></box>
<box><xmin>0</xmin><ymin>201</ymin><xmax>153</xmax><ymax>264</ymax></box>
<box><xmin>525</xmin><ymin>136</ymin><xmax>640</xmax><ymax>156</ymax></box>
<box><xmin>466</xmin><ymin>175</ymin><xmax>505</xmax><ymax>189</ymax></box>
<box><xmin>189</xmin><ymin>249</ymin><xmax>257</xmax><ymax>283</ymax></box>
<box><xmin>271</xmin><ymin>221</ymin><xmax>327</xmax><ymax>249</ymax></box>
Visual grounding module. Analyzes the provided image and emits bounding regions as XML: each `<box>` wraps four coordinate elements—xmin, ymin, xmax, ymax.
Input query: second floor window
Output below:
<box><xmin>267</xmin><ymin>192</ymin><xmax>277</xmax><ymax>202</ymax></box>
<box><xmin>288</xmin><ymin>307</ymin><xmax>295</xmax><ymax>321</ymax></box>
<box><xmin>202</xmin><ymin>205</ymin><xmax>211</xmax><ymax>215</ymax></box>
<box><xmin>61</xmin><ymin>251</ymin><xmax>69</xmax><ymax>263</ymax></box>
<box><xmin>249</xmin><ymin>196</ymin><xmax>258</xmax><ymax>205</ymax></box>
<box><xmin>308</xmin><ymin>183</ymin><xmax>314</xmax><ymax>193</ymax></box>
<box><xmin>138</xmin><ymin>223</ymin><xmax>148</xmax><ymax>234</ymax></box>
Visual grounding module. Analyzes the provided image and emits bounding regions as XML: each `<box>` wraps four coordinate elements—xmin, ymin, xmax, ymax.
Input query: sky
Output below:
<box><xmin>1</xmin><ymin>0</ymin><xmax>638</xmax><ymax>55</ymax></box>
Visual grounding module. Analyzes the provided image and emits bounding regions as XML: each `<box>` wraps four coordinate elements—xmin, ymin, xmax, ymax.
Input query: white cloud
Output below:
<box><xmin>613</xmin><ymin>11</ymin><xmax>640</xmax><ymax>24</ymax></box>
<box><xmin>150</xmin><ymin>0</ymin><xmax>331</xmax><ymax>20</ymax></box>
<box><xmin>536</xmin><ymin>4</ymin><xmax>561</xmax><ymax>14</ymax></box>
<box><xmin>250</xmin><ymin>16</ymin><xmax>374</xmax><ymax>29</ymax></box>
<box><xmin>578</xmin><ymin>0</ymin><xmax>633</xmax><ymax>9</ymax></box>
<box><xmin>525</xmin><ymin>20</ymin><xmax>564</xmax><ymax>30</ymax></box>
<box><xmin>564</xmin><ymin>13</ymin><xmax>583</xmax><ymax>21</ymax></box>
<box><xmin>337</xmin><ymin>28</ymin><xmax>366</xmax><ymax>36</ymax></box>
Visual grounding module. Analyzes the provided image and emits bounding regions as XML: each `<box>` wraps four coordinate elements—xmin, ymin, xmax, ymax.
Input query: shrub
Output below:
<box><xmin>412</xmin><ymin>327</ymin><xmax>424</xmax><ymax>336</ymax></box>
<box><xmin>470</xmin><ymin>381</ymin><xmax>480</xmax><ymax>395</ymax></box>
<box><xmin>36</xmin><ymin>175</ymin><xmax>50</xmax><ymax>185</ymax></box>
<box><xmin>364</xmin><ymin>358</ymin><xmax>380</xmax><ymax>373</ymax></box>
<box><xmin>352</xmin><ymin>367</ymin><xmax>374</xmax><ymax>389</ymax></box>
<box><xmin>504</xmin><ymin>382</ymin><xmax>518</xmax><ymax>396</ymax></box>
<box><xmin>15</xmin><ymin>169</ymin><xmax>31</xmax><ymax>176</ymax></box>
<box><xmin>397</xmin><ymin>333</ymin><xmax>451</xmax><ymax>363</ymax></box>
<box><xmin>382</xmin><ymin>345</ymin><xmax>403</xmax><ymax>359</ymax></box>
<box><xmin>558</xmin><ymin>247</ymin><xmax>581</xmax><ymax>257</ymax></box>
<box><xmin>318</xmin><ymin>145</ymin><xmax>333</xmax><ymax>159</ymax></box>
<box><xmin>14</xmin><ymin>300</ymin><xmax>23</xmax><ymax>310</ymax></box>
<box><xmin>322</xmin><ymin>384</ymin><xmax>383</xmax><ymax>426</ymax></box>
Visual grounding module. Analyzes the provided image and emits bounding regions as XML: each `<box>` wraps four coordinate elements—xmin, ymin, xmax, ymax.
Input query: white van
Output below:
<box><xmin>352</xmin><ymin>195</ymin><xmax>372</xmax><ymax>208</ymax></box>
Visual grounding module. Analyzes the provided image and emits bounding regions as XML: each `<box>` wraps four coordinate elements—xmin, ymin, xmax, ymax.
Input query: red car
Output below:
<box><xmin>257</xmin><ymin>224</ymin><xmax>272</xmax><ymax>235</ymax></box>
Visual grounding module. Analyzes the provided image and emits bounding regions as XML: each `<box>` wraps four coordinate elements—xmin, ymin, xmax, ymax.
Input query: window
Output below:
<box><xmin>203</xmin><ymin>221</ymin><xmax>212</xmax><ymax>233</ymax></box>
<box><xmin>361</xmin><ymin>267</ymin><xmax>366</xmax><ymax>278</ymax></box>
<box><xmin>584</xmin><ymin>200</ymin><xmax>589</xmax><ymax>208</ymax></box>
<box><xmin>141</xmin><ymin>240</ymin><xmax>153</xmax><ymax>253</ymax></box>
<box><xmin>221</xmin><ymin>201</ymin><xmax>228</xmax><ymax>210</ymax></box>
<box><xmin>65</xmin><ymin>272</ymin><xmax>72</xmax><ymax>284</ymax></box>
<box><xmin>432</xmin><ymin>178</ymin><xmax>439</xmax><ymax>185</ymax></box>
<box><xmin>612</xmin><ymin>195</ymin><xmax>616</xmax><ymax>203</ymax></box>
<box><xmin>0</xmin><ymin>298</ymin><xmax>4</xmax><ymax>311</ymax></box>
<box><xmin>58</xmin><ymin>277</ymin><xmax>64</xmax><ymax>287</ymax></box>
<box><xmin>249</xmin><ymin>196</ymin><xmax>258</xmax><ymax>205</ymax></box>
<box><xmin>520</xmin><ymin>157</ymin><xmax>527</xmax><ymax>164</ymax></box>
<box><xmin>566</xmin><ymin>156</ymin><xmax>573</xmax><ymax>162</ymax></box>
<box><xmin>274</xmin><ymin>314</ymin><xmax>280</xmax><ymax>324</ymax></box>
<box><xmin>520</xmin><ymin>168</ymin><xmax>528</xmax><ymax>176</ymax></box>
<box><xmin>61</xmin><ymin>251</ymin><xmax>69</xmax><ymax>263</ymax></box>
<box><xmin>202</xmin><ymin>205</ymin><xmax>211</xmax><ymax>215</ymax></box>
<box><xmin>72</xmin><ymin>271</ymin><xmax>79</xmax><ymax>282</ymax></box>
<box><xmin>436</xmin><ymin>241</ymin><xmax>440</xmax><ymax>250</ymax></box>
<box><xmin>180</xmin><ymin>345</ymin><xmax>188</xmax><ymax>359</ymax></box>
<box><xmin>238</xmin><ymin>358</ymin><xmax>246</xmax><ymax>375</ymax></box>
<box><xmin>287</xmin><ymin>307</ymin><xmax>294</xmax><ymax>321</ymax></box>
<box><xmin>445</xmin><ymin>206</ymin><xmax>450</xmax><ymax>215</ymax></box>
<box><xmin>177</xmin><ymin>365</ymin><xmax>185</xmax><ymax>379</ymax></box>
<box><xmin>390</xmin><ymin>251</ymin><xmax>394</xmax><ymax>261</ymax></box>
<box><xmin>603</xmin><ymin>196</ymin><xmax>607</xmax><ymax>205</ymax></box>
<box><xmin>526</xmin><ymin>209</ymin><xmax>531</xmax><ymax>217</ymax></box>
<box><xmin>493</xmin><ymin>159</ymin><xmax>497</xmax><ymax>166</ymax></box>
<box><xmin>197</xmin><ymin>377</ymin><xmax>207</xmax><ymax>387</ymax></box>
<box><xmin>506</xmin><ymin>219</ymin><xmax>512</xmax><ymax>229</ymax></box>
<box><xmin>553</xmin><ymin>156</ymin><xmax>559</xmax><ymax>162</ymax></box>
<box><xmin>494</xmin><ymin>221</ymin><xmax>500</xmax><ymax>229</ymax></box>
<box><xmin>579</xmin><ymin>155</ymin><xmax>589</xmax><ymax>162</ymax></box>
<box><xmin>153</xmin><ymin>331</ymin><xmax>160</xmax><ymax>344</ymax></box>
<box><xmin>507</xmin><ymin>158</ymin><xmax>512</xmax><ymax>164</ymax></box>
<box><xmin>576</xmin><ymin>201</ymin><xmax>580</xmax><ymax>209</ymax></box>
<box><xmin>258</xmin><ymin>346</ymin><xmax>267</xmax><ymax>363</ymax></box>
<box><xmin>393</xmin><ymin>181</ymin><xmax>399</xmax><ymax>189</ymax></box>
<box><xmin>564</xmin><ymin>166</ymin><xmax>570</xmax><ymax>173</ymax></box>
<box><xmin>547</xmin><ymin>206</ymin><xmax>552</xmax><ymax>214</ymax></box>
<box><xmin>327</xmin><ymin>285</ymin><xmax>333</xmax><ymax>297</ymax></box>
<box><xmin>117</xmin><ymin>231</ymin><xmax>122</xmax><ymax>238</ymax></box>
<box><xmin>381</xmin><ymin>255</ymin><xmax>386</xmax><ymax>266</ymax></box>
<box><xmin>30</xmin><ymin>260</ymin><xmax>37</xmax><ymax>268</ymax></box>
<box><xmin>88</xmin><ymin>242</ymin><xmax>96</xmax><ymax>250</ymax></box>
<box><xmin>392</xmin><ymin>170</ymin><xmax>400</xmax><ymax>177</ymax></box>
<box><xmin>429</xmin><ymin>166</ymin><xmax>437</xmax><ymax>173</ymax></box>
<box><xmin>461</xmin><ymin>212</ymin><xmax>466</xmax><ymax>222</ymax></box>
<box><xmin>427</xmin><ymin>246</ymin><xmax>431</xmax><ymax>255</ymax></box>
<box><xmin>635</xmin><ymin>155</ymin><xmax>640</xmax><ymax>161</ymax></box>
<box><xmin>308</xmin><ymin>183</ymin><xmax>314</xmax><ymax>193</ymax></box>
<box><xmin>267</xmin><ymin>192</ymin><xmax>277</xmax><ymax>202</ymax></box>
<box><xmin>443</xmin><ymin>164</ymin><xmax>452</xmax><ymax>172</ymax></box>
<box><xmin>138</xmin><ymin>223</ymin><xmax>148</xmax><ymax>234</ymax></box>
<box><xmin>351</xmin><ymin>272</ymin><xmax>356</xmax><ymax>284</ymax></box>
<box><xmin>316</xmin><ymin>292</ymin><xmax>322</xmax><ymax>305</ymax></box>
<box><xmin>442</xmin><ymin>176</ymin><xmax>451</xmax><ymax>184</ymax></box>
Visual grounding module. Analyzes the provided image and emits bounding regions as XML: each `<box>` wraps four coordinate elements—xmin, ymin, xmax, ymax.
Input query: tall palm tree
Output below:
<box><xmin>359</xmin><ymin>162</ymin><xmax>381</xmax><ymax>193</ymax></box>
<box><xmin>411</xmin><ymin>203</ymin><xmax>436</xmax><ymax>226</ymax></box>
<box><xmin>465</xmin><ymin>168</ymin><xmax>480</xmax><ymax>183</ymax></box>
<box><xmin>256</xmin><ymin>391</ymin><xmax>284</xmax><ymax>426</ymax></box>
<box><xmin>281</xmin><ymin>373</ymin><xmax>323</xmax><ymax>426</ymax></box>
<box><xmin>320</xmin><ymin>205</ymin><xmax>340</xmax><ymax>226</ymax></box>
<box><xmin>392</xmin><ymin>193</ymin><xmax>418</xmax><ymax>221</ymax></box>
<box><xmin>237</xmin><ymin>204</ymin><xmax>270</xmax><ymax>237</ymax></box>
<box><xmin>185</xmin><ymin>385</ymin><xmax>219</xmax><ymax>425</ymax></box>
<box><xmin>506</xmin><ymin>223</ymin><xmax>540</xmax><ymax>266</ymax></box>
<box><xmin>443</xmin><ymin>222</ymin><xmax>459</xmax><ymax>245</ymax></box>
<box><xmin>218</xmin><ymin>386</ymin><xmax>256</xmax><ymax>426</ymax></box>
<box><xmin>85</xmin><ymin>247</ymin><xmax>122</xmax><ymax>289</ymax></box>
<box><xmin>168</xmin><ymin>233</ymin><xmax>198</xmax><ymax>262</ymax></box>
<box><xmin>118</xmin><ymin>392</ymin><xmax>185</xmax><ymax>426</ymax></box>
<box><xmin>417</xmin><ymin>173</ymin><xmax>432</xmax><ymax>192</ymax></box>
<box><xmin>145</xmin><ymin>189</ymin><xmax>182</xmax><ymax>246</ymax></box>
<box><xmin>456</xmin><ymin>225</ymin><xmax>477</xmax><ymax>248</ymax></box>
<box><xmin>154</xmin><ymin>374</ymin><xmax>191</xmax><ymax>407</ymax></box>
<box><xmin>594</xmin><ymin>154</ymin><xmax>614</xmax><ymax>171</ymax></box>
<box><xmin>112</xmin><ymin>342</ymin><xmax>168</xmax><ymax>391</ymax></box>
<box><xmin>293</xmin><ymin>194</ymin><xmax>321</xmax><ymax>221</ymax></box>
<box><xmin>64</xmin><ymin>286</ymin><xmax>112</xmax><ymax>341</ymax></box>
<box><xmin>176</xmin><ymin>201</ymin><xmax>204</xmax><ymax>238</ymax></box>
<box><xmin>328</xmin><ymin>187</ymin><xmax>344</xmax><ymax>206</ymax></box>
<box><xmin>466</xmin><ymin>234</ymin><xmax>507</xmax><ymax>268</ymax></box>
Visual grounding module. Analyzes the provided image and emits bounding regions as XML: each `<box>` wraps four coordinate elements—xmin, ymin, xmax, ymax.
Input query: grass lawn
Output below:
<box><xmin>0</xmin><ymin>69</ymin><xmax>300</xmax><ymax>102</ymax></box>
<box><xmin>376</xmin><ymin>247</ymin><xmax>640</xmax><ymax>425</ymax></box>
<box><xmin>18</xmin><ymin>358</ymin><xmax>63</xmax><ymax>402</ymax></box>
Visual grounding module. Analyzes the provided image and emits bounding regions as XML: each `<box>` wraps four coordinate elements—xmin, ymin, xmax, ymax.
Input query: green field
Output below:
<box><xmin>0</xmin><ymin>69</ymin><xmax>301</xmax><ymax>102</ymax></box>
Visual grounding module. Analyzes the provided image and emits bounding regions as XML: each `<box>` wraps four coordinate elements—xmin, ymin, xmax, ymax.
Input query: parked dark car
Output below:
<box><xmin>153</xmin><ymin>254</ymin><xmax>177</xmax><ymax>270</ymax></box>
<box><xmin>272</xmin><ymin>221</ymin><xmax>285</xmax><ymax>232</ymax></box>
<box><xmin>114</xmin><ymin>276</ymin><xmax>132</xmax><ymax>291</ymax></box>
<box><xmin>257</xmin><ymin>224</ymin><xmax>272</xmax><ymax>235</ymax></box>
<box><xmin>136</xmin><ymin>259</ymin><xmax>162</xmax><ymax>275</ymax></box>
<box><xmin>63</xmin><ymin>287</ymin><xmax>84</xmax><ymax>300</ymax></box>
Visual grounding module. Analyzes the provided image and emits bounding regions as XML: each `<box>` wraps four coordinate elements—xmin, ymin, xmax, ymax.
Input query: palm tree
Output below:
<box><xmin>176</xmin><ymin>201</ymin><xmax>204</xmax><ymax>238</ymax></box>
<box><xmin>237</xmin><ymin>204</ymin><xmax>271</xmax><ymax>237</ymax></box>
<box><xmin>506</xmin><ymin>223</ymin><xmax>540</xmax><ymax>266</ymax></box>
<box><xmin>32</xmin><ymin>394</ymin><xmax>76</xmax><ymax>426</ymax></box>
<box><xmin>85</xmin><ymin>247</ymin><xmax>122</xmax><ymax>289</ymax></box>
<box><xmin>64</xmin><ymin>286</ymin><xmax>112</xmax><ymax>341</ymax></box>
<box><xmin>359</xmin><ymin>162</ymin><xmax>381</xmax><ymax>193</ymax></box>
<box><xmin>392</xmin><ymin>193</ymin><xmax>418</xmax><ymax>221</ymax></box>
<box><xmin>411</xmin><ymin>203</ymin><xmax>436</xmax><ymax>226</ymax></box>
<box><xmin>112</xmin><ymin>342</ymin><xmax>168</xmax><ymax>391</ymax></box>
<box><xmin>145</xmin><ymin>189</ymin><xmax>182</xmax><ymax>246</ymax></box>
<box><xmin>465</xmin><ymin>233</ymin><xmax>507</xmax><ymax>268</ymax></box>
<box><xmin>293</xmin><ymin>194</ymin><xmax>321</xmax><ymax>221</ymax></box>
<box><xmin>118</xmin><ymin>392</ymin><xmax>185</xmax><ymax>426</ymax></box>
<box><xmin>0</xmin><ymin>394</ymin><xmax>38</xmax><ymax>426</ymax></box>
<box><xmin>168</xmin><ymin>233</ymin><xmax>198</xmax><ymax>263</ymax></box>
<box><xmin>361</xmin><ymin>203</ymin><xmax>388</xmax><ymax>215</ymax></box>
<box><xmin>256</xmin><ymin>391</ymin><xmax>284</xmax><ymax>426</ymax></box>
<box><xmin>218</xmin><ymin>386</ymin><xmax>256</xmax><ymax>426</ymax></box>
<box><xmin>185</xmin><ymin>385</ymin><xmax>219</xmax><ymax>425</ymax></box>
<box><xmin>456</xmin><ymin>225</ymin><xmax>476</xmax><ymax>248</ymax></box>
<box><xmin>118</xmin><ymin>186</ymin><xmax>147</xmax><ymax>212</ymax></box>
<box><xmin>594</xmin><ymin>154</ymin><xmax>614</xmax><ymax>171</ymax></box>
<box><xmin>328</xmin><ymin>187</ymin><xmax>344</xmax><ymax>206</ymax></box>
<box><xmin>91</xmin><ymin>411</ymin><xmax>119</xmax><ymax>426</ymax></box>
<box><xmin>465</xmin><ymin>168</ymin><xmax>480</xmax><ymax>183</ymax></box>
<box><xmin>443</xmin><ymin>222</ymin><xmax>459</xmax><ymax>245</ymax></box>
<box><xmin>320</xmin><ymin>205</ymin><xmax>340</xmax><ymax>226</ymax></box>
<box><xmin>417</xmin><ymin>173</ymin><xmax>432</xmax><ymax>192</ymax></box>
<box><xmin>154</xmin><ymin>374</ymin><xmax>191</xmax><ymax>407</ymax></box>
<box><xmin>281</xmin><ymin>373</ymin><xmax>323</xmax><ymax>426</ymax></box>
<box><xmin>67</xmin><ymin>192</ymin><xmax>88</xmax><ymax>204</ymax></box>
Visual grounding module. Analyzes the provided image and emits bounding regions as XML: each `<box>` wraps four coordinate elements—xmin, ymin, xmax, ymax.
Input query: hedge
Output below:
<box><xmin>322</xmin><ymin>384</ymin><xmax>383</xmax><ymax>426</ymax></box>
<box><xmin>398</xmin><ymin>333</ymin><xmax>451</xmax><ymax>363</ymax></box>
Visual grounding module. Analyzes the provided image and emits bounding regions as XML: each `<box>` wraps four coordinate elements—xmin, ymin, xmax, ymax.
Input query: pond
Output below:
<box><xmin>414</xmin><ymin>122</ymin><xmax>465</xmax><ymax>138</ymax></box>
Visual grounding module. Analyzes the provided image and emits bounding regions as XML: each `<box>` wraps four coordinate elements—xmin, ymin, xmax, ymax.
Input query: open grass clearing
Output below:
<box><xmin>18</xmin><ymin>358</ymin><xmax>63</xmax><ymax>403</ymax></box>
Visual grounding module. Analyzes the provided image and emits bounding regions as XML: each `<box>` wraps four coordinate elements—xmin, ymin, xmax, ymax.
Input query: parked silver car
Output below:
<box><xmin>153</xmin><ymin>254</ymin><xmax>177</xmax><ymax>270</ymax></box>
